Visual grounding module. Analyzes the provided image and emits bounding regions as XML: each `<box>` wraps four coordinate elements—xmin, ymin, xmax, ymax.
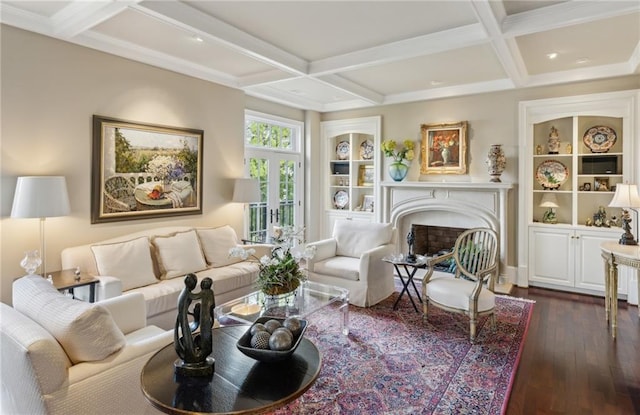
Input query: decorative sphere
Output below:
<box><xmin>250</xmin><ymin>331</ymin><xmax>271</xmax><ymax>349</ymax></box>
<box><xmin>269</xmin><ymin>330</ymin><xmax>293</xmax><ymax>351</ymax></box>
<box><xmin>264</xmin><ymin>319</ymin><xmax>282</xmax><ymax>334</ymax></box>
<box><xmin>250</xmin><ymin>323</ymin><xmax>267</xmax><ymax>336</ymax></box>
<box><xmin>283</xmin><ymin>317</ymin><xmax>303</xmax><ymax>337</ymax></box>
<box><xmin>273</xmin><ymin>327</ymin><xmax>293</xmax><ymax>342</ymax></box>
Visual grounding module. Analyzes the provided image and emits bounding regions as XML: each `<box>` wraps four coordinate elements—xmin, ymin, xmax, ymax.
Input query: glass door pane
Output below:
<box><xmin>248</xmin><ymin>155</ymin><xmax>300</xmax><ymax>242</ymax></box>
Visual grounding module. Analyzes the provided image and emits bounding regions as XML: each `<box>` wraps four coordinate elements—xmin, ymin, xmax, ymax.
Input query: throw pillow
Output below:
<box><xmin>91</xmin><ymin>236</ymin><xmax>157</xmax><ymax>291</ymax></box>
<box><xmin>196</xmin><ymin>225</ymin><xmax>243</xmax><ymax>267</ymax></box>
<box><xmin>152</xmin><ymin>229</ymin><xmax>208</xmax><ymax>279</ymax></box>
<box><xmin>12</xmin><ymin>275</ymin><xmax>126</xmax><ymax>364</ymax></box>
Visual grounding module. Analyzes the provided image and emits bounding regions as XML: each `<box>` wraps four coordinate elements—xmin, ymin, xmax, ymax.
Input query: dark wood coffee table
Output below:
<box><xmin>141</xmin><ymin>325</ymin><xmax>321</xmax><ymax>414</ymax></box>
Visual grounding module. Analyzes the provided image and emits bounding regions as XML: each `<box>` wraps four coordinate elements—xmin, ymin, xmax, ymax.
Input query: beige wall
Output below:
<box><xmin>0</xmin><ymin>26</ymin><xmax>302</xmax><ymax>304</ymax></box>
<box><xmin>2</xmin><ymin>24</ymin><xmax>638</xmax><ymax>303</ymax></box>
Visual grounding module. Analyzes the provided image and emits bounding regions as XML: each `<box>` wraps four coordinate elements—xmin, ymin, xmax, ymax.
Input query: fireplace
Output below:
<box><xmin>412</xmin><ymin>224</ymin><xmax>467</xmax><ymax>256</ymax></box>
<box><xmin>381</xmin><ymin>181</ymin><xmax>513</xmax><ymax>282</ymax></box>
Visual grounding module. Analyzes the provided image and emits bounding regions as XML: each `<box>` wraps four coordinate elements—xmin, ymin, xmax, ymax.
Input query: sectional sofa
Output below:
<box><xmin>61</xmin><ymin>225</ymin><xmax>270</xmax><ymax>330</ymax></box>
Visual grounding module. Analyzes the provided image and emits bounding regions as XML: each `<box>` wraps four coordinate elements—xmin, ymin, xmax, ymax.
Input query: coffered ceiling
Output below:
<box><xmin>2</xmin><ymin>1</ymin><xmax>639</xmax><ymax>112</ymax></box>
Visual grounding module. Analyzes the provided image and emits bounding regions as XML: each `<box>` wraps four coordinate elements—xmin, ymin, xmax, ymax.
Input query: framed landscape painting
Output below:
<box><xmin>420</xmin><ymin>121</ymin><xmax>468</xmax><ymax>175</ymax></box>
<box><xmin>91</xmin><ymin>115</ymin><xmax>203</xmax><ymax>223</ymax></box>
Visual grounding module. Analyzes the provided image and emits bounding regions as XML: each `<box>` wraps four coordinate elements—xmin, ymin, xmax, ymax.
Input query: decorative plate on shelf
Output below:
<box><xmin>333</xmin><ymin>190</ymin><xmax>349</xmax><ymax>209</ymax></box>
<box><xmin>583</xmin><ymin>125</ymin><xmax>616</xmax><ymax>153</ymax></box>
<box><xmin>359</xmin><ymin>139</ymin><xmax>374</xmax><ymax>160</ymax></box>
<box><xmin>536</xmin><ymin>160</ymin><xmax>569</xmax><ymax>189</ymax></box>
<box><xmin>336</xmin><ymin>141</ymin><xmax>350</xmax><ymax>160</ymax></box>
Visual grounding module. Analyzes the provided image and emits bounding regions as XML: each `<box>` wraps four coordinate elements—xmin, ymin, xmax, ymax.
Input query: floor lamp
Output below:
<box><xmin>608</xmin><ymin>183</ymin><xmax>640</xmax><ymax>246</ymax></box>
<box><xmin>11</xmin><ymin>176</ymin><xmax>71</xmax><ymax>276</ymax></box>
<box><xmin>232</xmin><ymin>178</ymin><xmax>261</xmax><ymax>242</ymax></box>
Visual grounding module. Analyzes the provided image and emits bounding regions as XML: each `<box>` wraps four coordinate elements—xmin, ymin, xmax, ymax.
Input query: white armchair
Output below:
<box><xmin>306</xmin><ymin>220</ymin><xmax>397</xmax><ymax>307</ymax></box>
<box><xmin>1</xmin><ymin>275</ymin><xmax>172</xmax><ymax>415</ymax></box>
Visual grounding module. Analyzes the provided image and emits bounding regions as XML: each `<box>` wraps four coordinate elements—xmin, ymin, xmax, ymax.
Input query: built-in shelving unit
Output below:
<box><xmin>321</xmin><ymin>116</ymin><xmax>381</xmax><ymax>238</ymax></box>
<box><xmin>519</xmin><ymin>90</ymin><xmax>639</xmax><ymax>298</ymax></box>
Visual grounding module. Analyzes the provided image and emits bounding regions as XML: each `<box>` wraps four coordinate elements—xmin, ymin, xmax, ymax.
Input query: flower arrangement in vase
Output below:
<box><xmin>229</xmin><ymin>226</ymin><xmax>316</xmax><ymax>295</ymax></box>
<box><xmin>381</xmin><ymin>139</ymin><xmax>415</xmax><ymax>181</ymax></box>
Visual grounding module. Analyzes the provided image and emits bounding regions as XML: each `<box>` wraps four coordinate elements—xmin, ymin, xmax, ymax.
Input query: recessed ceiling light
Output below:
<box><xmin>430</xmin><ymin>80</ymin><xmax>444</xmax><ymax>86</ymax></box>
<box><xmin>546</xmin><ymin>52</ymin><xmax>558</xmax><ymax>60</ymax></box>
<box><xmin>193</xmin><ymin>35</ymin><xmax>204</xmax><ymax>43</ymax></box>
<box><xmin>576</xmin><ymin>57</ymin><xmax>590</xmax><ymax>64</ymax></box>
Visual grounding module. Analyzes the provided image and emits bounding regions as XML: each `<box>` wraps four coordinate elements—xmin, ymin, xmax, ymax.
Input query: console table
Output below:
<box><xmin>141</xmin><ymin>325</ymin><xmax>321</xmax><ymax>414</ymax></box>
<box><xmin>600</xmin><ymin>241</ymin><xmax>640</xmax><ymax>339</ymax></box>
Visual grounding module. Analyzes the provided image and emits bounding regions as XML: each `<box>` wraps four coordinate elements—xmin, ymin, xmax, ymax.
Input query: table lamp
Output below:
<box><xmin>539</xmin><ymin>193</ymin><xmax>559</xmax><ymax>224</ymax></box>
<box><xmin>11</xmin><ymin>176</ymin><xmax>71</xmax><ymax>276</ymax></box>
<box><xmin>608</xmin><ymin>183</ymin><xmax>640</xmax><ymax>245</ymax></box>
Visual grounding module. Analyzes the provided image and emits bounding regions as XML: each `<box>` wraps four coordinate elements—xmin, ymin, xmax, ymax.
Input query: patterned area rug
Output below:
<box><xmin>271</xmin><ymin>282</ymin><xmax>534</xmax><ymax>415</ymax></box>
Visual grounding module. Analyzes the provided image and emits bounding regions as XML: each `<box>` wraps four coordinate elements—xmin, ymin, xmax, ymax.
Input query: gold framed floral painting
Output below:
<box><xmin>91</xmin><ymin>115</ymin><xmax>203</xmax><ymax>223</ymax></box>
<box><xmin>420</xmin><ymin>121</ymin><xmax>468</xmax><ymax>175</ymax></box>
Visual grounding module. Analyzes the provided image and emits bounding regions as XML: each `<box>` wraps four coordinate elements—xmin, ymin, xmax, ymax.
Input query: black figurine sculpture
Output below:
<box><xmin>618</xmin><ymin>209</ymin><xmax>638</xmax><ymax>245</ymax></box>
<box><xmin>174</xmin><ymin>274</ymin><xmax>216</xmax><ymax>377</ymax></box>
<box><xmin>406</xmin><ymin>229</ymin><xmax>416</xmax><ymax>263</ymax></box>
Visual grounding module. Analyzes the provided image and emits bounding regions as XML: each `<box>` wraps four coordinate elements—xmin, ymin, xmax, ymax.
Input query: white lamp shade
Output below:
<box><xmin>539</xmin><ymin>192</ymin><xmax>559</xmax><ymax>208</ymax></box>
<box><xmin>11</xmin><ymin>176</ymin><xmax>71</xmax><ymax>218</ymax></box>
<box><xmin>608</xmin><ymin>184</ymin><xmax>640</xmax><ymax>208</ymax></box>
<box><xmin>232</xmin><ymin>178</ymin><xmax>260</xmax><ymax>203</ymax></box>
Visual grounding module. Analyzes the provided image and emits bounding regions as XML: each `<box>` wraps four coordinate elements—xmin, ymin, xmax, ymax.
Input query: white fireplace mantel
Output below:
<box><xmin>381</xmin><ymin>181</ymin><xmax>513</xmax><ymax>282</ymax></box>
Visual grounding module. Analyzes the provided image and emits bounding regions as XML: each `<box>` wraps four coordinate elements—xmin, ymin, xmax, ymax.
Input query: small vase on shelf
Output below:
<box><xmin>547</xmin><ymin>126</ymin><xmax>560</xmax><ymax>154</ymax></box>
<box><xmin>485</xmin><ymin>144</ymin><xmax>506</xmax><ymax>182</ymax></box>
<box><xmin>388</xmin><ymin>161</ymin><xmax>409</xmax><ymax>182</ymax></box>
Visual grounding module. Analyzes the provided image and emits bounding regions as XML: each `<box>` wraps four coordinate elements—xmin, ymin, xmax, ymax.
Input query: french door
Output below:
<box><xmin>244</xmin><ymin>111</ymin><xmax>303</xmax><ymax>242</ymax></box>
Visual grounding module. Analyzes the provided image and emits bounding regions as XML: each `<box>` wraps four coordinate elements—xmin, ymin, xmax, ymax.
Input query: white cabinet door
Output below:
<box><xmin>575</xmin><ymin>229</ymin><xmax>627</xmax><ymax>294</ymax></box>
<box><xmin>529</xmin><ymin>227</ymin><xmax>574</xmax><ymax>287</ymax></box>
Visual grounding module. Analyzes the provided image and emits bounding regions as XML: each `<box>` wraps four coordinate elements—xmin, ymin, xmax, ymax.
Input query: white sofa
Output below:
<box><xmin>306</xmin><ymin>220</ymin><xmax>397</xmax><ymax>307</ymax></box>
<box><xmin>61</xmin><ymin>225</ymin><xmax>270</xmax><ymax>330</ymax></box>
<box><xmin>1</xmin><ymin>275</ymin><xmax>172</xmax><ymax>415</ymax></box>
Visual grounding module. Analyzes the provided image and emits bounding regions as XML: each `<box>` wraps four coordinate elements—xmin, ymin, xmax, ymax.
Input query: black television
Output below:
<box><xmin>582</xmin><ymin>156</ymin><xmax>617</xmax><ymax>175</ymax></box>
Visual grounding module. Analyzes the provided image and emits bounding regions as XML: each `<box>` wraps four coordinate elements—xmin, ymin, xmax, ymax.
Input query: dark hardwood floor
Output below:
<box><xmin>506</xmin><ymin>286</ymin><xmax>640</xmax><ymax>415</ymax></box>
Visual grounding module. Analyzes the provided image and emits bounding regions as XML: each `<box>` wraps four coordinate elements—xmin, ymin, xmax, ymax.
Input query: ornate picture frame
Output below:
<box><xmin>594</xmin><ymin>177</ymin><xmax>610</xmax><ymax>191</ymax></box>
<box><xmin>91</xmin><ymin>115</ymin><xmax>203</xmax><ymax>223</ymax></box>
<box><xmin>420</xmin><ymin>121</ymin><xmax>468</xmax><ymax>175</ymax></box>
<box><xmin>358</xmin><ymin>165</ymin><xmax>374</xmax><ymax>187</ymax></box>
<box><xmin>362</xmin><ymin>194</ymin><xmax>374</xmax><ymax>212</ymax></box>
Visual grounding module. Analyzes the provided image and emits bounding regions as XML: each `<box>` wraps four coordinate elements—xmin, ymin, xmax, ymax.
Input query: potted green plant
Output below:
<box><xmin>230</xmin><ymin>226</ymin><xmax>316</xmax><ymax>295</ymax></box>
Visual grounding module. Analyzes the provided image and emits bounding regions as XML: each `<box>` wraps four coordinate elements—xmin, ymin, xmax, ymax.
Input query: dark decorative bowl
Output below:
<box><xmin>236</xmin><ymin>316</ymin><xmax>308</xmax><ymax>362</ymax></box>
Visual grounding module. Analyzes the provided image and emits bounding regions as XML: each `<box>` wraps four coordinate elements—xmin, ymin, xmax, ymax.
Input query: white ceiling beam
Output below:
<box><xmin>315</xmin><ymin>74</ymin><xmax>384</xmax><ymax>104</ymax></box>
<box><xmin>470</xmin><ymin>0</ymin><xmax>528</xmax><ymax>87</ymax></box>
<box><xmin>134</xmin><ymin>1</ymin><xmax>309</xmax><ymax>76</ymax></box>
<box><xmin>309</xmin><ymin>23</ymin><xmax>488</xmax><ymax>76</ymax></box>
<box><xmin>73</xmin><ymin>29</ymin><xmax>239</xmax><ymax>88</ymax></box>
<box><xmin>383</xmin><ymin>78</ymin><xmax>516</xmax><ymax>106</ymax></box>
<box><xmin>238</xmin><ymin>70</ymin><xmax>299</xmax><ymax>88</ymax></box>
<box><xmin>0</xmin><ymin>2</ymin><xmax>56</xmax><ymax>35</ymax></box>
<box><xmin>51</xmin><ymin>1</ymin><xmax>141</xmax><ymax>38</ymax></box>
<box><xmin>244</xmin><ymin>87</ymin><xmax>325</xmax><ymax>112</ymax></box>
<box><xmin>503</xmin><ymin>1</ymin><xmax>640</xmax><ymax>37</ymax></box>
